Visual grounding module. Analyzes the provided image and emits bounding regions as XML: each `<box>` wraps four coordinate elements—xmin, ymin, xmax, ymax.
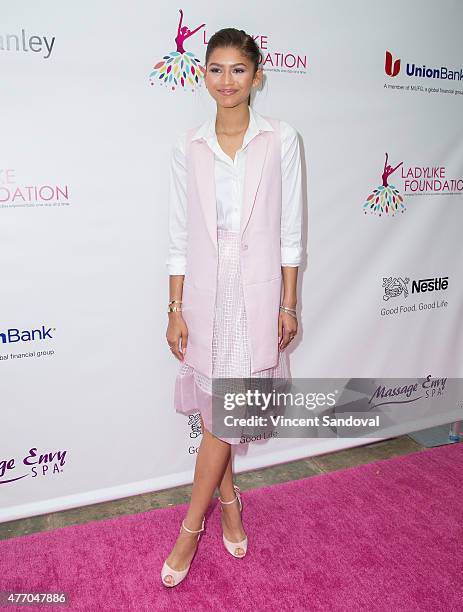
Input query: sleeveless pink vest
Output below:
<box><xmin>182</xmin><ymin>116</ymin><xmax>282</xmax><ymax>377</ymax></box>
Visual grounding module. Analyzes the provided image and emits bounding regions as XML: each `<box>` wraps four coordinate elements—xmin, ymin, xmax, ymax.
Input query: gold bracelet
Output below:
<box><xmin>280</xmin><ymin>305</ymin><xmax>296</xmax><ymax>313</ymax></box>
<box><xmin>168</xmin><ymin>299</ymin><xmax>182</xmax><ymax>305</ymax></box>
<box><xmin>279</xmin><ymin>306</ymin><xmax>297</xmax><ymax>318</ymax></box>
<box><xmin>168</xmin><ymin>305</ymin><xmax>183</xmax><ymax>313</ymax></box>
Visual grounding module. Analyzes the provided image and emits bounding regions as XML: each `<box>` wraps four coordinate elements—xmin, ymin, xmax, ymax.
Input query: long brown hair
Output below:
<box><xmin>205</xmin><ymin>28</ymin><xmax>262</xmax><ymax>106</ymax></box>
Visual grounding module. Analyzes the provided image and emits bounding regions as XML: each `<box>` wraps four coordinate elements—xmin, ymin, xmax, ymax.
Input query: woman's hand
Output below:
<box><xmin>278</xmin><ymin>311</ymin><xmax>298</xmax><ymax>351</ymax></box>
<box><xmin>166</xmin><ymin>312</ymin><xmax>188</xmax><ymax>361</ymax></box>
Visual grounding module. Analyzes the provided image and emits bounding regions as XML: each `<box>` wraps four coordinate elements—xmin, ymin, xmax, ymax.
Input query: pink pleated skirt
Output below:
<box><xmin>174</xmin><ymin>228</ymin><xmax>290</xmax><ymax>444</ymax></box>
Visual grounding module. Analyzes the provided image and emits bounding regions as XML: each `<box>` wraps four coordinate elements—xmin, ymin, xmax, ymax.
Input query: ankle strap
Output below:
<box><xmin>219</xmin><ymin>484</ymin><xmax>241</xmax><ymax>505</ymax></box>
<box><xmin>181</xmin><ymin>517</ymin><xmax>205</xmax><ymax>534</ymax></box>
<box><xmin>219</xmin><ymin>494</ymin><xmax>237</xmax><ymax>505</ymax></box>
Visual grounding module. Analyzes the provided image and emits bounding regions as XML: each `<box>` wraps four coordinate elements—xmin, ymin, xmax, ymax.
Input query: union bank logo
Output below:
<box><xmin>0</xmin><ymin>324</ymin><xmax>54</xmax><ymax>344</ymax></box>
<box><xmin>385</xmin><ymin>51</ymin><xmax>401</xmax><ymax>77</ymax></box>
<box><xmin>363</xmin><ymin>152</ymin><xmax>405</xmax><ymax>216</ymax></box>
<box><xmin>148</xmin><ymin>8</ymin><xmax>206</xmax><ymax>92</ymax></box>
<box><xmin>385</xmin><ymin>49</ymin><xmax>463</xmax><ymax>81</ymax></box>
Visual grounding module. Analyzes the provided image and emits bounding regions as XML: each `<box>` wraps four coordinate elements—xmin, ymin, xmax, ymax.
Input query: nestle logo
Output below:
<box><xmin>385</xmin><ymin>50</ymin><xmax>401</xmax><ymax>77</ymax></box>
<box><xmin>383</xmin><ymin>276</ymin><xmax>448</xmax><ymax>301</ymax></box>
<box><xmin>0</xmin><ymin>325</ymin><xmax>54</xmax><ymax>344</ymax></box>
<box><xmin>412</xmin><ymin>277</ymin><xmax>448</xmax><ymax>293</ymax></box>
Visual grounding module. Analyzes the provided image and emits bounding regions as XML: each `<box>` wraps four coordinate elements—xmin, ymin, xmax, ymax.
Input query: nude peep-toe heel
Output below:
<box><xmin>218</xmin><ymin>484</ymin><xmax>248</xmax><ymax>558</ymax></box>
<box><xmin>161</xmin><ymin>517</ymin><xmax>205</xmax><ymax>587</ymax></box>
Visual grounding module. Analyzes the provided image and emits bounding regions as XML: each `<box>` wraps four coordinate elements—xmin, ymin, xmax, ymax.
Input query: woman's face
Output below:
<box><xmin>205</xmin><ymin>46</ymin><xmax>262</xmax><ymax>108</ymax></box>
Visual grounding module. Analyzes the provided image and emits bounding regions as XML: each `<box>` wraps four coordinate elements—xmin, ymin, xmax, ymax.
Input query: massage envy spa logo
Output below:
<box><xmin>369</xmin><ymin>374</ymin><xmax>449</xmax><ymax>407</ymax></box>
<box><xmin>380</xmin><ymin>275</ymin><xmax>449</xmax><ymax>317</ymax></box>
<box><xmin>0</xmin><ymin>28</ymin><xmax>55</xmax><ymax>59</ymax></box>
<box><xmin>0</xmin><ymin>446</ymin><xmax>67</xmax><ymax>486</ymax></box>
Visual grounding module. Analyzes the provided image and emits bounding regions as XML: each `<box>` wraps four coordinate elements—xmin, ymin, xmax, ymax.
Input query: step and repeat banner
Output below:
<box><xmin>1</xmin><ymin>1</ymin><xmax>462</xmax><ymax>521</ymax></box>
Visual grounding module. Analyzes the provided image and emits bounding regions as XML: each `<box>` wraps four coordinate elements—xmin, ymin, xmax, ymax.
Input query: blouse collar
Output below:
<box><xmin>191</xmin><ymin>105</ymin><xmax>273</xmax><ymax>149</ymax></box>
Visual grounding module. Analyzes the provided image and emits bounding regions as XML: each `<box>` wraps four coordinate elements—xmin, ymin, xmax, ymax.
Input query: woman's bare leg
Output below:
<box><xmin>162</xmin><ymin>423</ymin><xmax>231</xmax><ymax>584</ymax></box>
<box><xmin>217</xmin><ymin>450</ymin><xmax>247</xmax><ymax>556</ymax></box>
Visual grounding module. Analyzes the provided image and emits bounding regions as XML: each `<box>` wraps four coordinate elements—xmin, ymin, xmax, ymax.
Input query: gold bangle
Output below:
<box><xmin>279</xmin><ymin>306</ymin><xmax>297</xmax><ymax>319</ymax></box>
<box><xmin>168</xmin><ymin>306</ymin><xmax>182</xmax><ymax>313</ymax></box>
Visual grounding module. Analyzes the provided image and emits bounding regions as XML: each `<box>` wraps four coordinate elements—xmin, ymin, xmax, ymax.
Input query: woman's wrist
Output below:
<box><xmin>281</xmin><ymin>298</ymin><xmax>297</xmax><ymax>309</ymax></box>
<box><xmin>168</xmin><ymin>298</ymin><xmax>183</xmax><ymax>315</ymax></box>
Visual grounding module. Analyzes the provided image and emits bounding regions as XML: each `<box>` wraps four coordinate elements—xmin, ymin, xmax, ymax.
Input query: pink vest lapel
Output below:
<box><xmin>192</xmin><ymin>133</ymin><xmax>270</xmax><ymax>248</ymax></box>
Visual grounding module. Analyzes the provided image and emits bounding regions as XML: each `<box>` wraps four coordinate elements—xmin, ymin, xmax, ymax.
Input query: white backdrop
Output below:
<box><xmin>1</xmin><ymin>0</ymin><xmax>462</xmax><ymax>522</ymax></box>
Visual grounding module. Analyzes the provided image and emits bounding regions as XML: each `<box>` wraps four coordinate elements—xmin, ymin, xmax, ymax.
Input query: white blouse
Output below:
<box><xmin>166</xmin><ymin>105</ymin><xmax>303</xmax><ymax>275</ymax></box>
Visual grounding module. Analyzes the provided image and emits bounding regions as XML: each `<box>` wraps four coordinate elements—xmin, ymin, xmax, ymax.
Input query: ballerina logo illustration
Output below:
<box><xmin>148</xmin><ymin>9</ymin><xmax>206</xmax><ymax>92</ymax></box>
<box><xmin>385</xmin><ymin>51</ymin><xmax>401</xmax><ymax>77</ymax></box>
<box><xmin>363</xmin><ymin>153</ymin><xmax>405</xmax><ymax>216</ymax></box>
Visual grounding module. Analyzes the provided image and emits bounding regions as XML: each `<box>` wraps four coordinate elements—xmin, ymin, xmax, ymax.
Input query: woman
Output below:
<box><xmin>163</xmin><ymin>28</ymin><xmax>303</xmax><ymax>587</ymax></box>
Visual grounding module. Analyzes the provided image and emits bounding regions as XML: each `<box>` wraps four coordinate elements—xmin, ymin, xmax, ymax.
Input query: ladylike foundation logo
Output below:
<box><xmin>148</xmin><ymin>9</ymin><xmax>206</xmax><ymax>92</ymax></box>
<box><xmin>363</xmin><ymin>153</ymin><xmax>463</xmax><ymax>216</ymax></box>
<box><xmin>363</xmin><ymin>153</ymin><xmax>405</xmax><ymax>216</ymax></box>
<box><xmin>0</xmin><ymin>168</ymin><xmax>70</xmax><ymax>209</ymax></box>
<box><xmin>148</xmin><ymin>8</ymin><xmax>309</xmax><ymax>93</ymax></box>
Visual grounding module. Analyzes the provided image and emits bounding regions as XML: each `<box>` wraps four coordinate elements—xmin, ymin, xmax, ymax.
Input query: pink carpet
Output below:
<box><xmin>1</xmin><ymin>443</ymin><xmax>462</xmax><ymax>611</ymax></box>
